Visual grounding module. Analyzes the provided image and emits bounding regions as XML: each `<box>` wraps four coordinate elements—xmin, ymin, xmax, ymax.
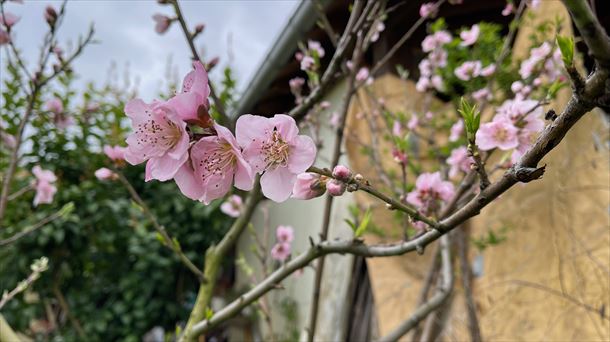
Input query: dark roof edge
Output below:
<box><xmin>234</xmin><ymin>0</ymin><xmax>332</xmax><ymax>116</ymax></box>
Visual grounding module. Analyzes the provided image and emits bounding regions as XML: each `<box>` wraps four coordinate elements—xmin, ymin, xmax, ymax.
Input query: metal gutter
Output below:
<box><xmin>234</xmin><ymin>0</ymin><xmax>332</xmax><ymax>116</ymax></box>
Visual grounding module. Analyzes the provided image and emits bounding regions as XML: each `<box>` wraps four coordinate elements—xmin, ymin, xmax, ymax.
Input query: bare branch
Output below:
<box><xmin>377</xmin><ymin>235</ymin><xmax>453</xmax><ymax>342</ymax></box>
<box><xmin>116</xmin><ymin>171</ymin><xmax>206</xmax><ymax>283</ymax></box>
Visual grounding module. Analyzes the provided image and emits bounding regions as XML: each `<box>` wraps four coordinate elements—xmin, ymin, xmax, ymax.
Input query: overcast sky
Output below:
<box><xmin>1</xmin><ymin>0</ymin><xmax>299</xmax><ymax>101</ymax></box>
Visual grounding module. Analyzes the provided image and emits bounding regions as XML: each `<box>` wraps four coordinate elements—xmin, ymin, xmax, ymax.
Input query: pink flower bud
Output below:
<box><xmin>276</xmin><ymin>225</ymin><xmax>294</xmax><ymax>243</ymax></box>
<box><xmin>220</xmin><ymin>194</ymin><xmax>243</xmax><ymax>217</ymax></box>
<box><xmin>419</xmin><ymin>2</ymin><xmax>438</xmax><ymax>18</ymax></box>
<box><xmin>153</xmin><ymin>14</ymin><xmax>172</xmax><ymax>34</ymax></box>
<box><xmin>295</xmin><ymin>52</ymin><xmax>304</xmax><ymax>61</ymax></box>
<box><xmin>392</xmin><ymin>148</ymin><xmax>408</xmax><ymax>164</ymax></box>
<box><xmin>0</xmin><ymin>12</ymin><xmax>20</xmax><ymax>28</ymax></box>
<box><xmin>0</xmin><ymin>28</ymin><xmax>9</xmax><ymax>45</ymax></box>
<box><xmin>332</xmin><ymin>165</ymin><xmax>351</xmax><ymax>181</ymax></box>
<box><xmin>95</xmin><ymin>167</ymin><xmax>117</xmax><ymax>181</ymax></box>
<box><xmin>292</xmin><ymin>173</ymin><xmax>326</xmax><ymax>200</ymax></box>
<box><xmin>271</xmin><ymin>242</ymin><xmax>291</xmax><ymax>261</ymax></box>
<box><xmin>326</xmin><ymin>179</ymin><xmax>346</xmax><ymax>196</ymax></box>
<box><xmin>44</xmin><ymin>6</ymin><xmax>57</xmax><ymax>26</ymax></box>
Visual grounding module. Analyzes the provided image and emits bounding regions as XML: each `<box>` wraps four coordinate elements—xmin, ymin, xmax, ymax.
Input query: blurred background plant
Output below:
<box><xmin>0</xmin><ymin>52</ymin><xmax>239</xmax><ymax>340</ymax></box>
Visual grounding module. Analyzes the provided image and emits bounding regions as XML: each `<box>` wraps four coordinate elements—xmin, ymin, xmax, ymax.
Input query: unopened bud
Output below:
<box><xmin>326</xmin><ymin>179</ymin><xmax>346</xmax><ymax>197</ymax></box>
<box><xmin>194</xmin><ymin>23</ymin><xmax>205</xmax><ymax>34</ymax></box>
<box><xmin>206</xmin><ymin>56</ymin><xmax>220</xmax><ymax>70</ymax></box>
<box><xmin>354</xmin><ymin>174</ymin><xmax>364</xmax><ymax>182</ymax></box>
<box><xmin>44</xmin><ymin>5</ymin><xmax>57</xmax><ymax>26</ymax></box>
<box><xmin>332</xmin><ymin>165</ymin><xmax>351</xmax><ymax>181</ymax></box>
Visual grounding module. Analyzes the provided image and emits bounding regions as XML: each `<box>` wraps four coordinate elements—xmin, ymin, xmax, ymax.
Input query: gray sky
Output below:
<box><xmin>2</xmin><ymin>0</ymin><xmax>299</xmax><ymax>101</ymax></box>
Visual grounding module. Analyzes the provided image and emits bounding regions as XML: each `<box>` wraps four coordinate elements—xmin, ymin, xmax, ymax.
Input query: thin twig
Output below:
<box><xmin>0</xmin><ymin>207</ymin><xmax>66</xmax><ymax>246</ymax></box>
<box><xmin>170</xmin><ymin>0</ymin><xmax>230</xmax><ymax>126</ymax></box>
<box><xmin>116</xmin><ymin>171</ymin><xmax>206</xmax><ymax>283</ymax></box>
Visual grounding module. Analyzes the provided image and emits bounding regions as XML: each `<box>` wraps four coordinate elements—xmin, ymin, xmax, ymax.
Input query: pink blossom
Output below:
<box><xmin>276</xmin><ymin>225</ymin><xmax>294</xmax><ymax>243</ymax></box>
<box><xmin>45</xmin><ymin>98</ymin><xmax>63</xmax><ymax>114</ymax></box>
<box><xmin>502</xmin><ymin>3</ymin><xmax>514</xmax><ymax>16</ymax></box>
<box><xmin>95</xmin><ymin>167</ymin><xmax>117</xmax><ymax>181</ymax></box>
<box><xmin>289</xmin><ymin>77</ymin><xmax>305</xmax><ymax>94</ymax></box>
<box><xmin>392</xmin><ymin>148</ymin><xmax>408</xmax><ymax>164</ymax></box>
<box><xmin>392</xmin><ymin>120</ymin><xmax>403</xmax><ymax>137</ymax></box>
<box><xmin>422</xmin><ymin>31</ymin><xmax>452</xmax><ymax>52</ymax></box>
<box><xmin>496</xmin><ymin>98</ymin><xmax>544</xmax><ymax>129</ymax></box>
<box><xmin>420</xmin><ymin>2</ymin><xmax>438</xmax><ymax>18</ymax></box>
<box><xmin>153</xmin><ymin>14</ymin><xmax>171</xmax><ymax>34</ymax></box>
<box><xmin>429</xmin><ymin>49</ymin><xmax>448</xmax><ymax>67</ymax></box>
<box><xmin>308</xmin><ymin>40</ymin><xmax>325</xmax><ymax>58</ymax></box>
<box><xmin>425</xmin><ymin>111</ymin><xmax>434</xmax><ymax>120</ymax></box>
<box><xmin>320</xmin><ymin>101</ymin><xmax>331</xmax><ymax>110</ymax></box>
<box><xmin>332</xmin><ymin>165</ymin><xmax>351</xmax><ymax>181</ymax></box>
<box><xmin>511</xmin><ymin>81</ymin><xmax>524</xmax><ymax>94</ymax></box>
<box><xmin>408</xmin><ymin>116</ymin><xmax>419</xmax><ymax>130</ymax></box>
<box><xmin>0</xmin><ymin>12</ymin><xmax>19</xmax><ymax>28</ymax></box>
<box><xmin>449</xmin><ymin>120</ymin><xmax>464</xmax><ymax>142</ymax></box>
<box><xmin>356</xmin><ymin>67</ymin><xmax>372</xmax><ymax>85</ymax></box>
<box><xmin>295</xmin><ymin>52</ymin><xmax>304</xmax><ymax>61</ymax></box>
<box><xmin>103</xmin><ymin>145</ymin><xmax>126</xmax><ymax>162</ymax></box>
<box><xmin>326</xmin><ymin>179</ymin><xmax>346</xmax><ymax>196</ymax></box>
<box><xmin>419</xmin><ymin>59</ymin><xmax>433</xmax><ymax>76</ymax></box>
<box><xmin>167</xmin><ymin>61</ymin><xmax>211</xmax><ymax>123</ymax></box>
<box><xmin>431</xmin><ymin>75</ymin><xmax>444</xmax><ymax>91</ymax></box>
<box><xmin>220</xmin><ymin>194</ymin><xmax>243</xmax><ymax>218</ymax></box>
<box><xmin>175</xmin><ymin>123</ymin><xmax>254</xmax><ymax>204</ymax></box>
<box><xmin>460</xmin><ymin>24</ymin><xmax>479</xmax><ymax>46</ymax></box>
<box><xmin>33</xmin><ymin>165</ymin><xmax>57</xmax><ymax>184</ymax></box>
<box><xmin>329</xmin><ymin>112</ymin><xmax>340</xmax><ymax>129</ymax></box>
<box><xmin>531</xmin><ymin>42</ymin><xmax>552</xmax><ymax>60</ymax></box>
<box><xmin>300</xmin><ymin>56</ymin><xmax>315</xmax><ymax>71</ymax></box>
<box><xmin>292</xmin><ymin>172</ymin><xmax>326</xmax><ymax>200</ymax></box>
<box><xmin>480</xmin><ymin>64</ymin><xmax>496</xmax><ymax>77</ymax></box>
<box><xmin>454</xmin><ymin>60</ymin><xmax>482</xmax><ymax>81</ymax></box>
<box><xmin>32</xmin><ymin>166</ymin><xmax>57</xmax><ymax>206</ymax></box>
<box><xmin>0</xmin><ymin>28</ymin><xmax>9</xmax><ymax>45</ymax></box>
<box><xmin>124</xmin><ymin>100</ymin><xmax>189</xmax><ymax>182</ymax></box>
<box><xmin>271</xmin><ymin>242</ymin><xmax>291</xmax><ymax>261</ymax></box>
<box><xmin>406</xmin><ymin>172</ymin><xmax>454</xmax><ymax>213</ymax></box>
<box><xmin>446</xmin><ymin>146</ymin><xmax>473</xmax><ymax>178</ymax></box>
<box><xmin>475</xmin><ymin>116</ymin><xmax>519</xmax><ymax>151</ymax></box>
<box><xmin>236</xmin><ymin>114</ymin><xmax>316</xmax><ymax>202</ymax></box>
<box><xmin>416</xmin><ymin>76</ymin><xmax>430</xmax><ymax>92</ymax></box>
<box><xmin>472</xmin><ymin>88</ymin><xmax>491</xmax><ymax>102</ymax></box>
<box><xmin>370</xmin><ymin>22</ymin><xmax>385</xmax><ymax>42</ymax></box>
<box><xmin>33</xmin><ymin>180</ymin><xmax>57</xmax><ymax>206</ymax></box>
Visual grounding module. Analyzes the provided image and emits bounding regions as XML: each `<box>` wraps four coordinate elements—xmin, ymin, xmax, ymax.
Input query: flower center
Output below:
<box><xmin>262</xmin><ymin>129</ymin><xmax>290</xmax><ymax>170</ymax></box>
<box><xmin>199</xmin><ymin>141</ymin><xmax>236</xmax><ymax>183</ymax></box>
<box><xmin>494</xmin><ymin>128</ymin><xmax>508</xmax><ymax>142</ymax></box>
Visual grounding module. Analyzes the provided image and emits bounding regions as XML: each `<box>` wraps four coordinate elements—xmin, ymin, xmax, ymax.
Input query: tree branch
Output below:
<box><xmin>377</xmin><ymin>235</ymin><xmax>453</xmax><ymax>342</ymax></box>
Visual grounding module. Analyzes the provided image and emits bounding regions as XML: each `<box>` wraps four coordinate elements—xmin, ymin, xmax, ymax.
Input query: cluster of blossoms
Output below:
<box><xmin>123</xmin><ymin>62</ymin><xmax>316</xmax><ymax>203</ymax></box>
<box><xmin>31</xmin><ymin>166</ymin><xmax>57</xmax><ymax>206</ymax></box>
<box><xmin>406</xmin><ymin>172</ymin><xmax>455</xmax><ymax>229</ymax></box>
<box><xmin>292</xmin><ymin>165</ymin><xmax>353</xmax><ymax>201</ymax></box>
<box><xmin>516</xmin><ymin>41</ymin><xmax>563</xmax><ymax>97</ymax></box>
<box><xmin>417</xmin><ymin>30</ymin><xmax>451</xmax><ymax>92</ymax></box>
<box><xmin>476</xmin><ymin>98</ymin><xmax>545</xmax><ymax>163</ymax></box>
<box><xmin>296</xmin><ymin>40</ymin><xmax>325</xmax><ymax>72</ymax></box>
<box><xmin>270</xmin><ymin>225</ymin><xmax>294</xmax><ymax>262</ymax></box>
